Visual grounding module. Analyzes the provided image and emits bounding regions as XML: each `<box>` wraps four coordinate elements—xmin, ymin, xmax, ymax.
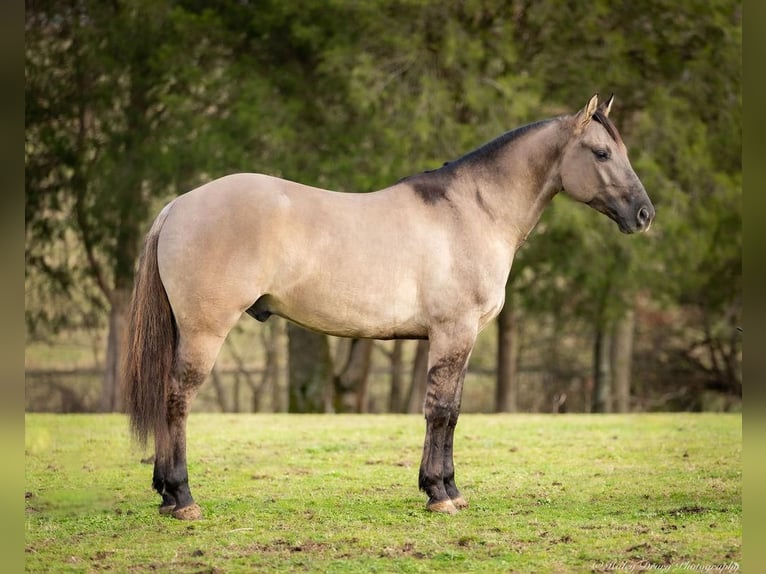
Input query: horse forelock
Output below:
<box><xmin>592</xmin><ymin>109</ymin><xmax>625</xmax><ymax>150</ymax></box>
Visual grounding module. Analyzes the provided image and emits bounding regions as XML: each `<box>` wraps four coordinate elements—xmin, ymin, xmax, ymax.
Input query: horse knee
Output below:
<box><xmin>424</xmin><ymin>396</ymin><xmax>453</xmax><ymax>425</ymax></box>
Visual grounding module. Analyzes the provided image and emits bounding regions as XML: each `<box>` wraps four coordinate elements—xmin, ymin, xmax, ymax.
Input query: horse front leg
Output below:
<box><xmin>443</xmin><ymin>368</ymin><xmax>469</xmax><ymax>509</ymax></box>
<box><xmin>418</xmin><ymin>329</ymin><xmax>475</xmax><ymax>514</ymax></box>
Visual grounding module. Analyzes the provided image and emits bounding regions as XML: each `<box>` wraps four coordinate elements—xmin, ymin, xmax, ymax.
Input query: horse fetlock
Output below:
<box><xmin>443</xmin><ymin>476</ymin><xmax>460</xmax><ymax>498</ymax></box>
<box><xmin>420</xmin><ymin>474</ymin><xmax>451</xmax><ymax>508</ymax></box>
<box><xmin>158</xmin><ymin>490</ymin><xmax>176</xmax><ymax>512</ymax></box>
<box><xmin>443</xmin><ymin>475</ymin><xmax>468</xmax><ymax>509</ymax></box>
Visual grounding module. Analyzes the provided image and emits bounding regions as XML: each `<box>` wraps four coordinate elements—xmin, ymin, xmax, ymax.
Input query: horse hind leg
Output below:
<box><xmin>154</xmin><ymin>458</ymin><xmax>177</xmax><ymax>515</ymax></box>
<box><xmin>153</xmin><ymin>328</ymin><xmax>230</xmax><ymax>520</ymax></box>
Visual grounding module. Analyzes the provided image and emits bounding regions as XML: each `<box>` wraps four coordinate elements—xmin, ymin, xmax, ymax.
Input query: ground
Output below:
<box><xmin>25</xmin><ymin>413</ymin><xmax>741</xmax><ymax>573</ymax></box>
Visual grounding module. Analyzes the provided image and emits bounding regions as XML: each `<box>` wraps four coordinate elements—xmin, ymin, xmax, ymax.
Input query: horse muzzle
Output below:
<box><xmin>587</xmin><ymin>194</ymin><xmax>655</xmax><ymax>234</ymax></box>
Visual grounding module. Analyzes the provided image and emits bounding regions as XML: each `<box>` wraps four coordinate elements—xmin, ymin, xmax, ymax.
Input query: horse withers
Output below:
<box><xmin>122</xmin><ymin>94</ymin><xmax>654</xmax><ymax>519</ymax></box>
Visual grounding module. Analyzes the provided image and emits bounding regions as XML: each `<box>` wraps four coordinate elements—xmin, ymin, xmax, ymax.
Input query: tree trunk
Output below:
<box><xmin>233</xmin><ymin>371</ymin><xmax>241</xmax><ymax>413</ymax></box>
<box><xmin>333</xmin><ymin>339</ymin><xmax>374</xmax><ymax>413</ymax></box>
<box><xmin>209</xmin><ymin>362</ymin><xmax>230</xmax><ymax>412</ymax></box>
<box><xmin>405</xmin><ymin>340</ymin><xmax>429</xmax><ymax>414</ymax></box>
<box><xmin>287</xmin><ymin>323</ymin><xmax>333</xmax><ymax>413</ymax></box>
<box><xmin>101</xmin><ymin>287</ymin><xmax>130</xmax><ymax>412</ymax></box>
<box><xmin>592</xmin><ymin>326</ymin><xmax>612</xmax><ymax>413</ymax></box>
<box><xmin>389</xmin><ymin>340</ymin><xmax>404</xmax><ymax>412</ymax></box>
<box><xmin>495</xmin><ymin>304</ymin><xmax>518</xmax><ymax>412</ymax></box>
<box><xmin>611</xmin><ymin>308</ymin><xmax>635</xmax><ymax>413</ymax></box>
<box><xmin>270</xmin><ymin>318</ymin><xmax>285</xmax><ymax>412</ymax></box>
<box><xmin>261</xmin><ymin>318</ymin><xmax>283</xmax><ymax>412</ymax></box>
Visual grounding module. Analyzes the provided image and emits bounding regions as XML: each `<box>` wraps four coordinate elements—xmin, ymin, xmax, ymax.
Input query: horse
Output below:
<box><xmin>122</xmin><ymin>94</ymin><xmax>654</xmax><ymax>520</ymax></box>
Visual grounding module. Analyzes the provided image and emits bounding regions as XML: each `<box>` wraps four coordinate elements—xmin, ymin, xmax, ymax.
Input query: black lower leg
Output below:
<box><xmin>156</xmin><ymin>368</ymin><xmax>203</xmax><ymax>518</ymax></box>
<box><xmin>419</xmin><ymin>401</ymin><xmax>452</xmax><ymax>505</ymax></box>
<box><xmin>442</xmin><ymin>421</ymin><xmax>461</xmax><ymax>500</ymax></box>
<box><xmin>163</xmin><ymin>416</ymin><xmax>195</xmax><ymax>511</ymax></box>
<box><xmin>165</xmin><ymin>467</ymin><xmax>194</xmax><ymax>509</ymax></box>
<box><xmin>444</xmin><ymin>363</ymin><xmax>467</xmax><ymax>503</ymax></box>
<box><xmin>153</xmin><ymin>458</ymin><xmax>177</xmax><ymax>512</ymax></box>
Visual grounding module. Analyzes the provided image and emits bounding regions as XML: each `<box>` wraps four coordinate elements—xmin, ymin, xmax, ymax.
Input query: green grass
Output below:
<box><xmin>25</xmin><ymin>413</ymin><xmax>741</xmax><ymax>573</ymax></box>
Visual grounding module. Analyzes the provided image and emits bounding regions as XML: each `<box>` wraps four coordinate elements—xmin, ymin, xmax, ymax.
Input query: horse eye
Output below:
<box><xmin>593</xmin><ymin>148</ymin><xmax>610</xmax><ymax>161</ymax></box>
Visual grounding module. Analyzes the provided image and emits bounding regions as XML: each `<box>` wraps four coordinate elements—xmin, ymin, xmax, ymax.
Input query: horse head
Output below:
<box><xmin>560</xmin><ymin>94</ymin><xmax>655</xmax><ymax>233</ymax></box>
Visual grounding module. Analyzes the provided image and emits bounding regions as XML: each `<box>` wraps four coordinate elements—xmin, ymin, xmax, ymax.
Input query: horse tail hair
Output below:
<box><xmin>121</xmin><ymin>201</ymin><xmax>177</xmax><ymax>450</ymax></box>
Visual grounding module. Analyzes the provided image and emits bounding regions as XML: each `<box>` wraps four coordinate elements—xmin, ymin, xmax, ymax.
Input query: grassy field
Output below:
<box><xmin>25</xmin><ymin>413</ymin><xmax>741</xmax><ymax>573</ymax></box>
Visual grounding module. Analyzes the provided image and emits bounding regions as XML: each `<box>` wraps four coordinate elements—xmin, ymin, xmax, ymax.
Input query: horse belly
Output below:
<box><xmin>267</xmin><ymin>269</ymin><xmax>427</xmax><ymax>340</ymax></box>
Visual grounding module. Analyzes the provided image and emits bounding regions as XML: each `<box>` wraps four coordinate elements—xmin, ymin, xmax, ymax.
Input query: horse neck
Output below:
<box><xmin>460</xmin><ymin>118</ymin><xmax>570</xmax><ymax>249</ymax></box>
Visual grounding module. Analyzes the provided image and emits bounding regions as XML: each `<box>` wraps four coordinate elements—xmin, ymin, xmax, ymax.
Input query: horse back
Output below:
<box><xmin>156</xmin><ymin>173</ymin><xmax>509</xmax><ymax>338</ymax></box>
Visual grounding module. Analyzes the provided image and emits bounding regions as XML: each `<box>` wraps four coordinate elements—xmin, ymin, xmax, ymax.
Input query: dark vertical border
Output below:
<box><xmin>743</xmin><ymin>0</ymin><xmax>763</xmax><ymax>571</ymax></box>
<box><xmin>4</xmin><ymin>1</ymin><xmax>26</xmax><ymax>572</ymax></box>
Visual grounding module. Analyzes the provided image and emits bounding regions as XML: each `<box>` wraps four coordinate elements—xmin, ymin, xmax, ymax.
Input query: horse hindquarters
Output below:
<box><xmin>122</xmin><ymin>203</ymin><xmax>195</xmax><ymax>516</ymax></box>
<box><xmin>124</xmin><ymin>201</ymin><xmax>238</xmax><ymax>520</ymax></box>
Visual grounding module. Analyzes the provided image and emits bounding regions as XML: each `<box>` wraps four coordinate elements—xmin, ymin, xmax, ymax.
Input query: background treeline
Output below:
<box><xmin>25</xmin><ymin>0</ymin><xmax>741</xmax><ymax>414</ymax></box>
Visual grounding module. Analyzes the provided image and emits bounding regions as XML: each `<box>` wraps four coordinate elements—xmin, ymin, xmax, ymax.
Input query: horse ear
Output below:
<box><xmin>575</xmin><ymin>93</ymin><xmax>599</xmax><ymax>133</ymax></box>
<box><xmin>598</xmin><ymin>93</ymin><xmax>615</xmax><ymax>117</ymax></box>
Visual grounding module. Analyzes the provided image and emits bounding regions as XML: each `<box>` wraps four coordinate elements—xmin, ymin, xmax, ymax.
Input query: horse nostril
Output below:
<box><xmin>637</xmin><ymin>206</ymin><xmax>650</xmax><ymax>227</ymax></box>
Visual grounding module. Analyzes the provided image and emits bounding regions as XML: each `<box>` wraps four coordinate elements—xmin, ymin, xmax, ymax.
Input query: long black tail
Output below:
<box><xmin>121</xmin><ymin>202</ymin><xmax>176</xmax><ymax>449</ymax></box>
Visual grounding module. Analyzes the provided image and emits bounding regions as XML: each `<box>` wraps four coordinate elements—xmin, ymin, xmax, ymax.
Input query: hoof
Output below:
<box><xmin>159</xmin><ymin>504</ymin><xmax>176</xmax><ymax>516</ymax></box>
<box><xmin>451</xmin><ymin>496</ymin><xmax>469</xmax><ymax>510</ymax></box>
<box><xmin>427</xmin><ymin>499</ymin><xmax>458</xmax><ymax>515</ymax></box>
<box><xmin>172</xmin><ymin>503</ymin><xmax>202</xmax><ymax>520</ymax></box>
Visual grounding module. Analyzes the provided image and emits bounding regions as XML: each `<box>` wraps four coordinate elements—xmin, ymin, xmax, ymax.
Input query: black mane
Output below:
<box><xmin>400</xmin><ymin>119</ymin><xmax>554</xmax><ymax>205</ymax></box>
<box><xmin>449</xmin><ymin>119</ymin><xmax>555</xmax><ymax>169</ymax></box>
